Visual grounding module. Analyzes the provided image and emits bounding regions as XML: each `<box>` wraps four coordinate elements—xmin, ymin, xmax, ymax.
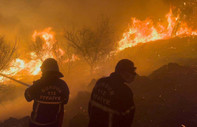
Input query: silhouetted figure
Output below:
<box><xmin>25</xmin><ymin>58</ymin><xmax>69</xmax><ymax>127</ymax></box>
<box><xmin>88</xmin><ymin>59</ymin><xmax>136</xmax><ymax>127</ymax></box>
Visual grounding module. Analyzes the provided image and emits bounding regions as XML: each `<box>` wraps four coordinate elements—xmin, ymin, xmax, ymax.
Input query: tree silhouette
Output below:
<box><xmin>64</xmin><ymin>17</ymin><xmax>116</xmax><ymax>73</ymax></box>
<box><xmin>0</xmin><ymin>37</ymin><xmax>16</xmax><ymax>71</ymax></box>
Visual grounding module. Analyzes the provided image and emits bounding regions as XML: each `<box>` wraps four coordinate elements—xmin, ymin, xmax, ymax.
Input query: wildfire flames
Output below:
<box><xmin>0</xmin><ymin>28</ymin><xmax>66</xmax><ymax>83</ymax></box>
<box><xmin>0</xmin><ymin>7</ymin><xmax>197</xmax><ymax>83</ymax></box>
<box><xmin>118</xmin><ymin>8</ymin><xmax>197</xmax><ymax>50</ymax></box>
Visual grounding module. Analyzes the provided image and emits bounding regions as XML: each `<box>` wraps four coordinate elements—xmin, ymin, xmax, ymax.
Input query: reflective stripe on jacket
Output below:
<box><xmin>88</xmin><ymin>72</ymin><xmax>135</xmax><ymax>127</ymax></box>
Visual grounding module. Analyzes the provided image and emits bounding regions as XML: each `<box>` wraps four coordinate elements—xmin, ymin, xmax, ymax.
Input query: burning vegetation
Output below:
<box><xmin>118</xmin><ymin>7</ymin><xmax>197</xmax><ymax>50</ymax></box>
<box><xmin>0</xmin><ymin>1</ymin><xmax>197</xmax><ymax>126</ymax></box>
<box><xmin>0</xmin><ymin>5</ymin><xmax>197</xmax><ymax>84</ymax></box>
<box><xmin>0</xmin><ymin>28</ymin><xmax>76</xmax><ymax>83</ymax></box>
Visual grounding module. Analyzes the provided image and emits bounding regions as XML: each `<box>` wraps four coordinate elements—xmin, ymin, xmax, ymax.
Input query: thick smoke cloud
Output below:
<box><xmin>0</xmin><ymin>0</ymin><xmax>171</xmax><ymax>43</ymax></box>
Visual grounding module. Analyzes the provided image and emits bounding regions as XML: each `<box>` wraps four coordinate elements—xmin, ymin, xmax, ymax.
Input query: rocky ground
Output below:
<box><xmin>0</xmin><ymin>117</ymin><xmax>29</xmax><ymax>127</ymax></box>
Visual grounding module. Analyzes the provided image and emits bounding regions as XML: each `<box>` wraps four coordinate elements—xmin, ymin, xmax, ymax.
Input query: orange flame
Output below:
<box><xmin>118</xmin><ymin>8</ymin><xmax>197</xmax><ymax>51</ymax></box>
<box><xmin>0</xmin><ymin>28</ymin><xmax>74</xmax><ymax>83</ymax></box>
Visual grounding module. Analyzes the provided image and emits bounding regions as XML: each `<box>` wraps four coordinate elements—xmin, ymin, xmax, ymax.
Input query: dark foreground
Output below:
<box><xmin>1</xmin><ymin>63</ymin><xmax>197</xmax><ymax>127</ymax></box>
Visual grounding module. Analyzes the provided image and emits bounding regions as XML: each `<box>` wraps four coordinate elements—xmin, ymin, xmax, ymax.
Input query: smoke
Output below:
<box><xmin>0</xmin><ymin>84</ymin><xmax>31</xmax><ymax>121</ymax></box>
<box><xmin>0</xmin><ymin>0</ymin><xmax>171</xmax><ymax>42</ymax></box>
<box><xmin>0</xmin><ymin>97</ymin><xmax>32</xmax><ymax>122</ymax></box>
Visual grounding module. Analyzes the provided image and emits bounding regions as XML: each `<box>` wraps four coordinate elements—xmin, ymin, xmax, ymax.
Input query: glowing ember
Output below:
<box><xmin>118</xmin><ymin>8</ymin><xmax>197</xmax><ymax>51</ymax></box>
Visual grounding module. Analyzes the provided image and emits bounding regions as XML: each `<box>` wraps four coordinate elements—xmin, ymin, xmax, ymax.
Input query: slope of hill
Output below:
<box><xmin>132</xmin><ymin>63</ymin><xmax>197</xmax><ymax>127</ymax></box>
<box><xmin>114</xmin><ymin>36</ymin><xmax>197</xmax><ymax>75</ymax></box>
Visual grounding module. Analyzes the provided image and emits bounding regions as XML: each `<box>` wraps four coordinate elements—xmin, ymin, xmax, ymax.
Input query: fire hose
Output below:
<box><xmin>0</xmin><ymin>73</ymin><xmax>31</xmax><ymax>87</ymax></box>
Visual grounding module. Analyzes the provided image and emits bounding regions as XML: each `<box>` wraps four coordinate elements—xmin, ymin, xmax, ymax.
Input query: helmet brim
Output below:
<box><xmin>43</xmin><ymin>71</ymin><xmax>64</xmax><ymax>78</ymax></box>
<box><xmin>56</xmin><ymin>71</ymin><xmax>64</xmax><ymax>78</ymax></box>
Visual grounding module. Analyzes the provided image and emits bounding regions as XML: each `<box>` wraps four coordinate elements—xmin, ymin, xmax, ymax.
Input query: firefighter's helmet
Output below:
<box><xmin>41</xmin><ymin>58</ymin><xmax>63</xmax><ymax>78</ymax></box>
<box><xmin>115</xmin><ymin>59</ymin><xmax>136</xmax><ymax>73</ymax></box>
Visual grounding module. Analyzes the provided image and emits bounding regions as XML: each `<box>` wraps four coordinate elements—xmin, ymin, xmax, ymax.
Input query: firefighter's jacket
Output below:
<box><xmin>25</xmin><ymin>74</ymin><xmax>69</xmax><ymax>126</ymax></box>
<box><xmin>88</xmin><ymin>72</ymin><xmax>135</xmax><ymax>127</ymax></box>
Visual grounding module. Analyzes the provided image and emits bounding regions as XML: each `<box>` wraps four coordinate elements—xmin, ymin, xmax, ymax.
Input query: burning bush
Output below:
<box><xmin>0</xmin><ymin>37</ymin><xmax>16</xmax><ymax>72</ymax></box>
<box><xmin>64</xmin><ymin>17</ymin><xmax>116</xmax><ymax>73</ymax></box>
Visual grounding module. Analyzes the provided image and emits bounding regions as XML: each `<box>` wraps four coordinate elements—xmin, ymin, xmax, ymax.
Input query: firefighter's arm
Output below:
<box><xmin>88</xmin><ymin>100</ymin><xmax>92</xmax><ymax>117</ymax></box>
<box><xmin>62</xmin><ymin>82</ymin><xmax>70</xmax><ymax>104</ymax></box>
<box><xmin>88</xmin><ymin>80</ymin><xmax>99</xmax><ymax>117</ymax></box>
<box><xmin>121</xmin><ymin>88</ymin><xmax>135</xmax><ymax>127</ymax></box>
<box><xmin>122</xmin><ymin>106</ymin><xmax>135</xmax><ymax>127</ymax></box>
<box><xmin>24</xmin><ymin>81</ymin><xmax>38</xmax><ymax>102</ymax></box>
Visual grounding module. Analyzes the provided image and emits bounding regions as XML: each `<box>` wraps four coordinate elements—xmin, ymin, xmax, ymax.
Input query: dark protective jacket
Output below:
<box><xmin>88</xmin><ymin>72</ymin><xmax>135</xmax><ymax>127</ymax></box>
<box><xmin>25</xmin><ymin>73</ymin><xmax>69</xmax><ymax>127</ymax></box>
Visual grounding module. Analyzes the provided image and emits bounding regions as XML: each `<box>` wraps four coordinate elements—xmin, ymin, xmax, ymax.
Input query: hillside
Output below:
<box><xmin>114</xmin><ymin>36</ymin><xmax>197</xmax><ymax>75</ymax></box>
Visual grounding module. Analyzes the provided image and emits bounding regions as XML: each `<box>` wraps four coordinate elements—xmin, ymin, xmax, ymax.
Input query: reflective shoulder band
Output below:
<box><xmin>36</xmin><ymin>100</ymin><xmax>62</xmax><ymax>104</ymax></box>
<box><xmin>90</xmin><ymin>100</ymin><xmax>120</xmax><ymax>115</ymax></box>
<box><xmin>91</xmin><ymin>100</ymin><xmax>135</xmax><ymax>116</ymax></box>
<box><xmin>91</xmin><ymin>100</ymin><xmax>135</xmax><ymax>127</ymax></box>
<box><xmin>121</xmin><ymin>106</ymin><xmax>135</xmax><ymax>115</ymax></box>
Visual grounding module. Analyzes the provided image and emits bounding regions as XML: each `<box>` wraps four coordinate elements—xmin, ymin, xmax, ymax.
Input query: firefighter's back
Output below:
<box><xmin>88</xmin><ymin>59</ymin><xmax>136</xmax><ymax>127</ymax></box>
<box><xmin>30</xmin><ymin>77</ymin><xmax>68</xmax><ymax>126</ymax></box>
<box><xmin>25</xmin><ymin>58</ymin><xmax>69</xmax><ymax>127</ymax></box>
<box><xmin>88</xmin><ymin>73</ymin><xmax>135</xmax><ymax>127</ymax></box>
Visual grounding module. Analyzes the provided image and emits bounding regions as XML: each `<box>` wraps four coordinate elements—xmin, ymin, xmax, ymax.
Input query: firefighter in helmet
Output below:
<box><xmin>25</xmin><ymin>58</ymin><xmax>69</xmax><ymax>127</ymax></box>
<box><xmin>88</xmin><ymin>59</ymin><xmax>136</xmax><ymax>127</ymax></box>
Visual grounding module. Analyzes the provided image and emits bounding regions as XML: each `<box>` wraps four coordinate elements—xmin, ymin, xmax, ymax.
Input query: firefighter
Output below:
<box><xmin>25</xmin><ymin>58</ymin><xmax>69</xmax><ymax>127</ymax></box>
<box><xmin>88</xmin><ymin>59</ymin><xmax>136</xmax><ymax>127</ymax></box>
